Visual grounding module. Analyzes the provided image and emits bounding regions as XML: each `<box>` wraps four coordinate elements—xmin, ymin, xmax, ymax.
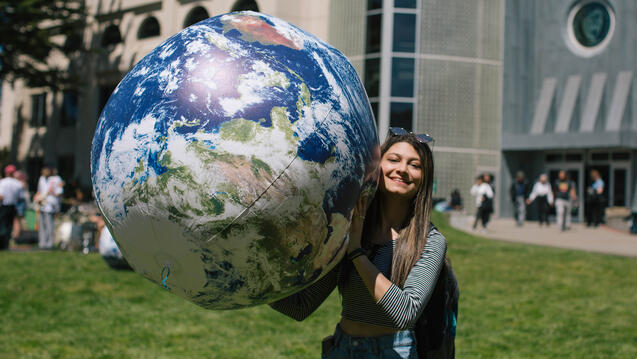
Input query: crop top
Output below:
<box><xmin>269</xmin><ymin>227</ymin><xmax>447</xmax><ymax>330</ymax></box>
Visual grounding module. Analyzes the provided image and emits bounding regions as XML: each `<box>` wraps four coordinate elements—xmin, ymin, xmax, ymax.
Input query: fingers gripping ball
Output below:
<box><xmin>90</xmin><ymin>12</ymin><xmax>379</xmax><ymax>309</ymax></box>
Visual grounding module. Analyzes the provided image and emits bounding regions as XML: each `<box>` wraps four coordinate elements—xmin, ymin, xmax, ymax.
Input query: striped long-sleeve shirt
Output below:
<box><xmin>270</xmin><ymin>227</ymin><xmax>447</xmax><ymax>330</ymax></box>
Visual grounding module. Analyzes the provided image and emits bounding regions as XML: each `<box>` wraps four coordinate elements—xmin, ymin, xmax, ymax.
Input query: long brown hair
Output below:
<box><xmin>361</xmin><ymin>133</ymin><xmax>434</xmax><ymax>287</ymax></box>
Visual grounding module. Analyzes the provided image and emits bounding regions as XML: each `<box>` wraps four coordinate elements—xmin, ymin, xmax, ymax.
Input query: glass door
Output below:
<box><xmin>610</xmin><ymin>166</ymin><xmax>629</xmax><ymax>207</ymax></box>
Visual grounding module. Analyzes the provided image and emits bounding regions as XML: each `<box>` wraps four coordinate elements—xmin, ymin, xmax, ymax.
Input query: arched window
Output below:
<box><xmin>101</xmin><ymin>24</ymin><xmax>122</xmax><ymax>47</ymax></box>
<box><xmin>183</xmin><ymin>6</ymin><xmax>209</xmax><ymax>28</ymax></box>
<box><xmin>138</xmin><ymin>17</ymin><xmax>160</xmax><ymax>39</ymax></box>
<box><xmin>231</xmin><ymin>0</ymin><xmax>259</xmax><ymax>12</ymax></box>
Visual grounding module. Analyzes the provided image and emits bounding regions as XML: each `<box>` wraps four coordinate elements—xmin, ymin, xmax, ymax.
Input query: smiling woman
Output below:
<box><xmin>271</xmin><ymin>129</ymin><xmax>457</xmax><ymax>358</ymax></box>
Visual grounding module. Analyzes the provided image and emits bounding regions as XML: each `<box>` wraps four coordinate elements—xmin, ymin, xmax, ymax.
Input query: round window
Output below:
<box><xmin>565</xmin><ymin>1</ymin><xmax>615</xmax><ymax>57</ymax></box>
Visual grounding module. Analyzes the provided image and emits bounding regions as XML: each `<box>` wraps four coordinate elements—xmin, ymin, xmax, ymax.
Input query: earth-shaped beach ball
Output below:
<box><xmin>91</xmin><ymin>11</ymin><xmax>379</xmax><ymax>309</ymax></box>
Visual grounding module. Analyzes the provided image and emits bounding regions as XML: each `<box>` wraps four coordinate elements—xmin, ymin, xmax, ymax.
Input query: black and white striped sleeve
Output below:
<box><xmin>376</xmin><ymin>228</ymin><xmax>447</xmax><ymax>329</ymax></box>
<box><xmin>268</xmin><ymin>264</ymin><xmax>339</xmax><ymax>321</ymax></box>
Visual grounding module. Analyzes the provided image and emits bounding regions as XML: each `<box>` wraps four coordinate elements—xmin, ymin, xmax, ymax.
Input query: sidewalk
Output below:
<box><xmin>449</xmin><ymin>212</ymin><xmax>637</xmax><ymax>258</ymax></box>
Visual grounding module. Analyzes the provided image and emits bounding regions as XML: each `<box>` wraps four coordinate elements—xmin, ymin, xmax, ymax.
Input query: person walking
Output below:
<box><xmin>509</xmin><ymin>171</ymin><xmax>530</xmax><ymax>226</ymax></box>
<box><xmin>527</xmin><ymin>174</ymin><xmax>553</xmax><ymax>226</ymax></box>
<box><xmin>270</xmin><ymin>129</ymin><xmax>457</xmax><ymax>358</ymax></box>
<box><xmin>586</xmin><ymin>169</ymin><xmax>605</xmax><ymax>227</ymax></box>
<box><xmin>471</xmin><ymin>174</ymin><xmax>494</xmax><ymax>231</ymax></box>
<box><xmin>12</xmin><ymin>170</ymin><xmax>29</xmax><ymax>239</ymax></box>
<box><xmin>0</xmin><ymin>165</ymin><xmax>24</xmax><ymax>250</ymax></box>
<box><xmin>553</xmin><ymin>170</ymin><xmax>577</xmax><ymax>231</ymax></box>
<box><xmin>631</xmin><ymin>180</ymin><xmax>637</xmax><ymax>234</ymax></box>
<box><xmin>34</xmin><ymin>165</ymin><xmax>64</xmax><ymax>249</ymax></box>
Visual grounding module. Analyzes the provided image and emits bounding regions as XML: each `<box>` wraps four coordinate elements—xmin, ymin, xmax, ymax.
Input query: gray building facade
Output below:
<box><xmin>501</xmin><ymin>0</ymin><xmax>636</xmax><ymax>220</ymax></box>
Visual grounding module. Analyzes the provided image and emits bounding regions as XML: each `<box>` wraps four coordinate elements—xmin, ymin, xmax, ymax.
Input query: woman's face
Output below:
<box><xmin>379</xmin><ymin>142</ymin><xmax>423</xmax><ymax>200</ymax></box>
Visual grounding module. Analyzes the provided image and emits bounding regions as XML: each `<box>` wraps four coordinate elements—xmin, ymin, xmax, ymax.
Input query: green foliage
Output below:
<box><xmin>1</xmin><ymin>213</ymin><xmax>636</xmax><ymax>358</ymax></box>
<box><xmin>0</xmin><ymin>0</ymin><xmax>86</xmax><ymax>89</ymax></box>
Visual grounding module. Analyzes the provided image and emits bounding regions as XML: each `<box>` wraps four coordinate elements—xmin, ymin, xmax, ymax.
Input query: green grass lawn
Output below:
<box><xmin>2</xmin><ymin>212</ymin><xmax>637</xmax><ymax>358</ymax></box>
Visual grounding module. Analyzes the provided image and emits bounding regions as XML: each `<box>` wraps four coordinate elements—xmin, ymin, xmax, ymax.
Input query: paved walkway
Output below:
<box><xmin>449</xmin><ymin>212</ymin><xmax>637</xmax><ymax>258</ymax></box>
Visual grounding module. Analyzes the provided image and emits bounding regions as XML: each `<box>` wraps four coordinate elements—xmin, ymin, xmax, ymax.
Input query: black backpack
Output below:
<box><xmin>415</xmin><ymin>257</ymin><xmax>459</xmax><ymax>359</ymax></box>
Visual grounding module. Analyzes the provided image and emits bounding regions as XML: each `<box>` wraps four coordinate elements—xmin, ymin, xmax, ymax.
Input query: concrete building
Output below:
<box><xmin>500</xmin><ymin>0</ymin><xmax>636</xmax><ymax>221</ymax></box>
<box><xmin>23</xmin><ymin>0</ymin><xmax>636</xmax><ymax>223</ymax></box>
<box><xmin>0</xmin><ymin>0</ymin><xmax>505</xmax><ymax>218</ymax></box>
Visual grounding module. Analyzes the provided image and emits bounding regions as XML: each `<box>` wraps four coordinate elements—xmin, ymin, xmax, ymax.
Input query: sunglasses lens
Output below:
<box><xmin>416</xmin><ymin>134</ymin><xmax>434</xmax><ymax>144</ymax></box>
<box><xmin>389</xmin><ymin>127</ymin><xmax>409</xmax><ymax>136</ymax></box>
<box><xmin>388</xmin><ymin>127</ymin><xmax>434</xmax><ymax>144</ymax></box>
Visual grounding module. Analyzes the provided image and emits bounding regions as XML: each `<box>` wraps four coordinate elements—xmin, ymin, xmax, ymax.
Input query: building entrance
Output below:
<box><xmin>544</xmin><ymin>150</ymin><xmax>632</xmax><ymax>223</ymax></box>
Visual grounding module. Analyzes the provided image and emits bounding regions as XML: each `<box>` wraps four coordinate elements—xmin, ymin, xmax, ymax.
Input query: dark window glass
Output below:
<box><xmin>395</xmin><ymin>0</ymin><xmax>416</xmax><ymax>8</ymax></box>
<box><xmin>611</xmin><ymin>152</ymin><xmax>630</xmax><ymax>161</ymax></box>
<box><xmin>393</xmin><ymin>13</ymin><xmax>416</xmax><ymax>52</ymax></box>
<box><xmin>101</xmin><ymin>25</ymin><xmax>122</xmax><ymax>47</ymax></box>
<box><xmin>31</xmin><ymin>93</ymin><xmax>47</xmax><ymax>127</ymax></box>
<box><xmin>184</xmin><ymin>6</ymin><xmax>209</xmax><ymax>28</ymax></box>
<box><xmin>390</xmin><ymin>102</ymin><xmax>413</xmax><ymax>131</ymax></box>
<box><xmin>591</xmin><ymin>152</ymin><xmax>609</xmax><ymax>161</ymax></box>
<box><xmin>57</xmin><ymin>154</ymin><xmax>75</xmax><ymax>187</ymax></box>
<box><xmin>61</xmin><ymin>91</ymin><xmax>78</xmax><ymax>127</ymax></box>
<box><xmin>26</xmin><ymin>157</ymin><xmax>44</xmax><ymax>193</ymax></box>
<box><xmin>572</xmin><ymin>2</ymin><xmax>612</xmax><ymax>47</ymax></box>
<box><xmin>565</xmin><ymin>153</ymin><xmax>582</xmax><ymax>162</ymax></box>
<box><xmin>231</xmin><ymin>0</ymin><xmax>259</xmax><ymax>12</ymax></box>
<box><xmin>366</xmin><ymin>14</ymin><xmax>382</xmax><ymax>54</ymax></box>
<box><xmin>391</xmin><ymin>57</ymin><xmax>414</xmax><ymax>97</ymax></box>
<box><xmin>613</xmin><ymin>168</ymin><xmax>626</xmax><ymax>206</ymax></box>
<box><xmin>545</xmin><ymin>153</ymin><xmax>562</xmax><ymax>162</ymax></box>
<box><xmin>368</xmin><ymin>0</ymin><xmax>382</xmax><ymax>10</ymax></box>
<box><xmin>364</xmin><ymin>58</ymin><xmax>381</xmax><ymax>98</ymax></box>
<box><xmin>370</xmin><ymin>102</ymin><xmax>379</xmax><ymax>126</ymax></box>
<box><xmin>138</xmin><ymin>17</ymin><xmax>160</xmax><ymax>39</ymax></box>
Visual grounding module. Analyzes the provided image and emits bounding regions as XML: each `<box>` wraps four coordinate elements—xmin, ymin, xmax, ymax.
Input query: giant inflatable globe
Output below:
<box><xmin>91</xmin><ymin>12</ymin><xmax>379</xmax><ymax>309</ymax></box>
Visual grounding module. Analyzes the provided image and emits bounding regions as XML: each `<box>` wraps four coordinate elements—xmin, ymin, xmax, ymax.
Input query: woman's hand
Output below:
<box><xmin>348</xmin><ymin>194</ymin><xmax>368</xmax><ymax>253</ymax></box>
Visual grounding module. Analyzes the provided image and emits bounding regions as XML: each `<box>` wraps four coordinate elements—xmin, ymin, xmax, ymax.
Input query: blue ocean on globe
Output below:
<box><xmin>91</xmin><ymin>11</ymin><xmax>379</xmax><ymax>309</ymax></box>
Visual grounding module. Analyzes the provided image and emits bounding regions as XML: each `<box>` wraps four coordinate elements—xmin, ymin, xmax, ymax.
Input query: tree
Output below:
<box><xmin>0</xmin><ymin>0</ymin><xmax>86</xmax><ymax>89</ymax></box>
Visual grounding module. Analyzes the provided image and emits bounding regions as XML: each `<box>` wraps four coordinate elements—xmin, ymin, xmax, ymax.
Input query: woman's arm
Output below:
<box><xmin>268</xmin><ymin>264</ymin><xmax>338</xmax><ymax>321</ymax></box>
<box><xmin>374</xmin><ymin>230</ymin><xmax>446</xmax><ymax>329</ymax></box>
<box><xmin>347</xmin><ymin>195</ymin><xmax>393</xmax><ymax>301</ymax></box>
<box><xmin>351</xmin><ymin>228</ymin><xmax>447</xmax><ymax>329</ymax></box>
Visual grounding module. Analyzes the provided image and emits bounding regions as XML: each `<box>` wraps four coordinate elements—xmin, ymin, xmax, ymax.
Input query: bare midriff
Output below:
<box><xmin>339</xmin><ymin>317</ymin><xmax>400</xmax><ymax>337</ymax></box>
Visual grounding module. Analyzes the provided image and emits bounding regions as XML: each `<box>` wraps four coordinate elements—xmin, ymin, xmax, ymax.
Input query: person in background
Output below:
<box><xmin>11</xmin><ymin>170</ymin><xmax>29</xmax><ymax>240</ymax></box>
<box><xmin>483</xmin><ymin>173</ymin><xmax>495</xmax><ymax>194</ymax></box>
<box><xmin>471</xmin><ymin>174</ymin><xmax>494</xmax><ymax>231</ymax></box>
<box><xmin>34</xmin><ymin>165</ymin><xmax>64</xmax><ymax>249</ymax></box>
<box><xmin>527</xmin><ymin>174</ymin><xmax>553</xmax><ymax>227</ymax></box>
<box><xmin>631</xmin><ymin>180</ymin><xmax>637</xmax><ymax>234</ymax></box>
<box><xmin>509</xmin><ymin>171</ymin><xmax>530</xmax><ymax>227</ymax></box>
<box><xmin>0</xmin><ymin>165</ymin><xmax>24</xmax><ymax>250</ymax></box>
<box><xmin>553</xmin><ymin>170</ymin><xmax>577</xmax><ymax>231</ymax></box>
<box><xmin>587</xmin><ymin>169</ymin><xmax>605</xmax><ymax>227</ymax></box>
<box><xmin>449</xmin><ymin>189</ymin><xmax>463</xmax><ymax>210</ymax></box>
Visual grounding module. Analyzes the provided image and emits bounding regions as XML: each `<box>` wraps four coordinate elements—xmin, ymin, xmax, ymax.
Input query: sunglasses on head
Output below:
<box><xmin>388</xmin><ymin>127</ymin><xmax>434</xmax><ymax>145</ymax></box>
